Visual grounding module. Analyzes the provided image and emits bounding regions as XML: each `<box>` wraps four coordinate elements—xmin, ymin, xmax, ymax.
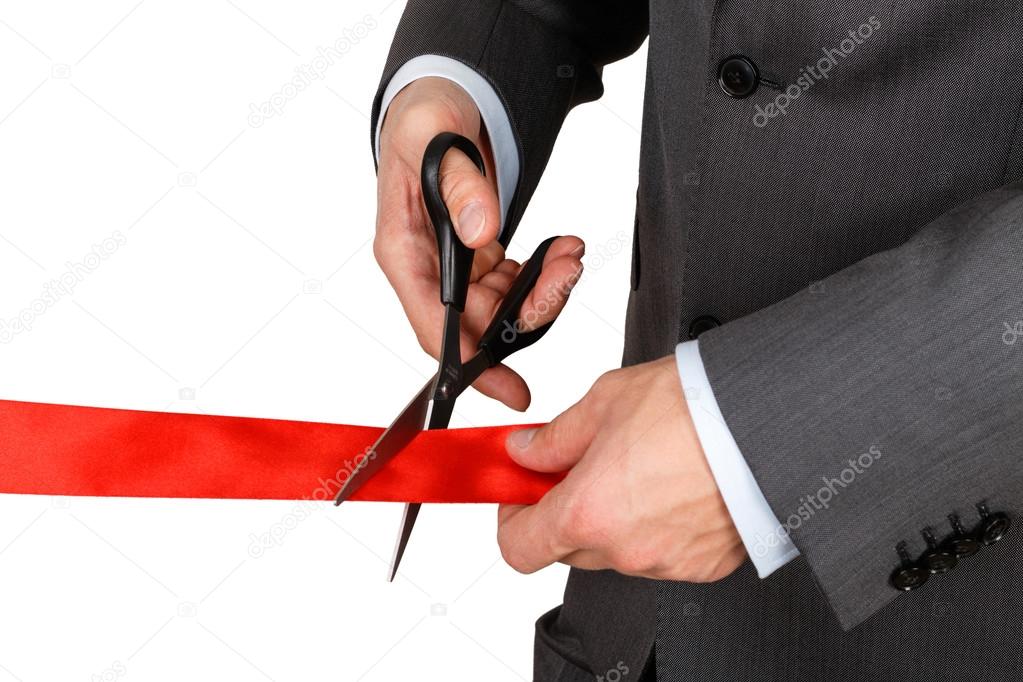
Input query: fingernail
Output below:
<box><xmin>456</xmin><ymin>201</ymin><xmax>485</xmax><ymax>243</ymax></box>
<box><xmin>508</xmin><ymin>428</ymin><xmax>537</xmax><ymax>451</ymax></box>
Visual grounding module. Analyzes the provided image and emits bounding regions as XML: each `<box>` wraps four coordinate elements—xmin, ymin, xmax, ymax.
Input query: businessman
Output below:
<box><xmin>370</xmin><ymin>2</ymin><xmax>1023</xmax><ymax>680</ymax></box>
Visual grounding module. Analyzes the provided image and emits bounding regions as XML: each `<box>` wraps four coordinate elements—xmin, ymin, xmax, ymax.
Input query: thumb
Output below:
<box><xmin>506</xmin><ymin>399</ymin><xmax>596</xmax><ymax>473</ymax></box>
<box><xmin>438</xmin><ymin>144</ymin><xmax>501</xmax><ymax>248</ymax></box>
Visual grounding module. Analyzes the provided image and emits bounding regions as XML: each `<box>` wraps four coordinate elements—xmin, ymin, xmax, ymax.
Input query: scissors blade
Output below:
<box><xmin>387</xmin><ymin>377</ymin><xmax>460</xmax><ymax>580</ymax></box>
<box><xmin>333</xmin><ymin>377</ymin><xmax>435</xmax><ymax>505</ymax></box>
<box><xmin>388</xmin><ymin>502</ymin><xmax>420</xmax><ymax>581</ymax></box>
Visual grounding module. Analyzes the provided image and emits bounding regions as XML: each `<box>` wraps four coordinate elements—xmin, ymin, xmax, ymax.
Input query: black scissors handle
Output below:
<box><xmin>421</xmin><ymin>132</ymin><xmax>486</xmax><ymax>312</ymax></box>
<box><xmin>421</xmin><ymin>132</ymin><xmax>567</xmax><ymax>405</ymax></box>
<box><xmin>477</xmin><ymin>236</ymin><xmax>560</xmax><ymax>367</ymax></box>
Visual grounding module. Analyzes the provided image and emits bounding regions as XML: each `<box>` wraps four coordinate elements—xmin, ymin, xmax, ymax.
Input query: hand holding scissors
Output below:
<box><xmin>337</xmin><ymin>132</ymin><xmax>583</xmax><ymax>578</ymax></box>
<box><xmin>373</xmin><ymin>78</ymin><xmax>583</xmax><ymax>409</ymax></box>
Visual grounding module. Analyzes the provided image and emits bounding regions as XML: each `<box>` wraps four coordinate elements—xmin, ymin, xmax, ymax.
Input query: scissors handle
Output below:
<box><xmin>477</xmin><ymin>236</ymin><xmax>561</xmax><ymax>367</ymax></box>
<box><xmin>421</xmin><ymin>132</ymin><xmax>486</xmax><ymax>312</ymax></box>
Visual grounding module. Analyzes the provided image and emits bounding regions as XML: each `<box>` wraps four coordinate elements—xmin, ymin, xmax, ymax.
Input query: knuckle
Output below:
<box><xmin>499</xmin><ymin>547</ymin><xmax>523</xmax><ymax>573</ymax></box>
<box><xmin>412</xmin><ymin>328</ymin><xmax>435</xmax><ymax>357</ymax></box>
<box><xmin>553</xmin><ymin>505</ymin><xmax>580</xmax><ymax>545</ymax></box>
<box><xmin>495</xmin><ymin>527</ymin><xmax>515</xmax><ymax>564</ymax></box>
<box><xmin>543</xmin><ymin>417</ymin><xmax>571</xmax><ymax>462</ymax></box>
<box><xmin>559</xmin><ymin>497</ymin><xmax>601</xmax><ymax>546</ymax></box>
<box><xmin>688</xmin><ymin>564</ymin><xmax>719</xmax><ymax>583</ymax></box>
<box><xmin>439</xmin><ymin>168</ymin><xmax>483</xmax><ymax>209</ymax></box>
<box><xmin>668</xmin><ymin>553</ymin><xmax>728</xmax><ymax>583</ymax></box>
<box><xmin>591</xmin><ymin>370</ymin><xmax>622</xmax><ymax>398</ymax></box>
<box><xmin>613</xmin><ymin>549</ymin><xmax>655</xmax><ymax>576</ymax></box>
<box><xmin>697</xmin><ymin>552</ymin><xmax>741</xmax><ymax>583</ymax></box>
<box><xmin>371</xmin><ymin>235</ymin><xmax>386</xmax><ymax>267</ymax></box>
<box><xmin>497</xmin><ymin>534</ymin><xmax>531</xmax><ymax>574</ymax></box>
<box><xmin>614</xmin><ymin>541</ymin><xmax>664</xmax><ymax>576</ymax></box>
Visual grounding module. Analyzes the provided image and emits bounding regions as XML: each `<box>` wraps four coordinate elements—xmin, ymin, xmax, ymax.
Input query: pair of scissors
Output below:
<box><xmin>334</xmin><ymin>132</ymin><xmax>563</xmax><ymax>580</ymax></box>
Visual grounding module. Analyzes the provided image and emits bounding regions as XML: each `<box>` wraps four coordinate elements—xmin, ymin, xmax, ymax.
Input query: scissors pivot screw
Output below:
<box><xmin>435</xmin><ymin>379</ymin><xmax>454</xmax><ymax>400</ymax></box>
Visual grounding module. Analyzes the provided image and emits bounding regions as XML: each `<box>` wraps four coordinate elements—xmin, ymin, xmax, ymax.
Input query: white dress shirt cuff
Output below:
<box><xmin>374</xmin><ymin>55</ymin><xmax>519</xmax><ymax>236</ymax></box>
<box><xmin>675</xmin><ymin>340</ymin><xmax>801</xmax><ymax>578</ymax></box>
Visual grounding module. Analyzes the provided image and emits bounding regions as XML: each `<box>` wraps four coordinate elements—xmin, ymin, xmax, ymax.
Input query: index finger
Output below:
<box><xmin>517</xmin><ymin>236</ymin><xmax>584</xmax><ymax>332</ymax></box>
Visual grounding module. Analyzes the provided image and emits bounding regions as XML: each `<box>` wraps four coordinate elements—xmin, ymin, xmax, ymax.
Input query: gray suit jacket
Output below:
<box><xmin>372</xmin><ymin>2</ymin><xmax>1023</xmax><ymax>680</ymax></box>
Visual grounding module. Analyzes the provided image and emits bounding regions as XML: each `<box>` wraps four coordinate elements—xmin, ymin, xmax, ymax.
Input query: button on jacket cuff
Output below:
<box><xmin>374</xmin><ymin>55</ymin><xmax>519</xmax><ymax>235</ymax></box>
<box><xmin>676</xmin><ymin>340</ymin><xmax>800</xmax><ymax>577</ymax></box>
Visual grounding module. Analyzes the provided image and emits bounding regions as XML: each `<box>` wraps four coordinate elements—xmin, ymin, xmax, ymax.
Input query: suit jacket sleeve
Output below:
<box><xmin>370</xmin><ymin>0</ymin><xmax>649</xmax><ymax>244</ymax></box>
<box><xmin>698</xmin><ymin>182</ymin><xmax>1023</xmax><ymax>630</ymax></box>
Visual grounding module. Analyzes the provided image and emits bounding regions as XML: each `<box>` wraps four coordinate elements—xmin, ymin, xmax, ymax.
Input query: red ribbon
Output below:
<box><xmin>0</xmin><ymin>400</ymin><xmax>561</xmax><ymax>504</ymax></box>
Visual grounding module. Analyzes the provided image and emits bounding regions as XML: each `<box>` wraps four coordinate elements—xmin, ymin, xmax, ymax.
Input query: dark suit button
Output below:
<box><xmin>975</xmin><ymin>503</ymin><xmax>1012</xmax><ymax>546</ymax></box>
<box><xmin>688</xmin><ymin>315</ymin><xmax>721</xmax><ymax>340</ymax></box>
<box><xmin>943</xmin><ymin>514</ymin><xmax>982</xmax><ymax>558</ymax></box>
<box><xmin>891</xmin><ymin>542</ymin><xmax>929</xmax><ymax>592</ymax></box>
<box><xmin>891</xmin><ymin>566</ymin><xmax>930</xmax><ymax>591</ymax></box>
<box><xmin>718</xmin><ymin>56</ymin><xmax>760</xmax><ymax>98</ymax></box>
<box><xmin>920</xmin><ymin>528</ymin><xmax>958</xmax><ymax>574</ymax></box>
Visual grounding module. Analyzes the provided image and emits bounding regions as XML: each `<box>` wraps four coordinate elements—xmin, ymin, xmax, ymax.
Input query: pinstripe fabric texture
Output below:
<box><xmin>373</xmin><ymin>1</ymin><xmax>1023</xmax><ymax>679</ymax></box>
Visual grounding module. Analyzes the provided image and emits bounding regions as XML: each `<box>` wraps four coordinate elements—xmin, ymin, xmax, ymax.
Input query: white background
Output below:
<box><xmin>0</xmin><ymin>2</ymin><xmax>645</xmax><ymax>680</ymax></box>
